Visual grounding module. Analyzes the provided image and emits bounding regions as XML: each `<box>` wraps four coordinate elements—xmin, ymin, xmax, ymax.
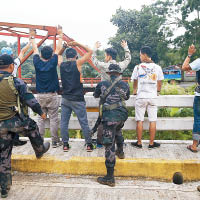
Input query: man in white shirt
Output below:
<box><xmin>181</xmin><ymin>44</ymin><xmax>200</xmax><ymax>153</ymax></box>
<box><xmin>131</xmin><ymin>46</ymin><xmax>164</xmax><ymax>149</ymax></box>
<box><xmin>181</xmin><ymin>45</ymin><xmax>200</xmax><ymax>192</ymax></box>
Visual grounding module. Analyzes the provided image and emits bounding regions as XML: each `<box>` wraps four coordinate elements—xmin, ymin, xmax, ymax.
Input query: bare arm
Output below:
<box><xmin>29</xmin><ymin>29</ymin><xmax>39</xmax><ymax>54</ymax></box>
<box><xmin>157</xmin><ymin>80</ymin><xmax>162</xmax><ymax>92</ymax></box>
<box><xmin>68</xmin><ymin>41</ymin><xmax>93</xmax><ymax>72</ymax></box>
<box><xmin>58</xmin><ymin>42</ymin><xmax>68</xmax><ymax>55</ymax></box>
<box><xmin>55</xmin><ymin>26</ymin><xmax>63</xmax><ymax>55</ymax></box>
<box><xmin>58</xmin><ymin>55</ymin><xmax>63</xmax><ymax>67</ymax></box>
<box><xmin>182</xmin><ymin>44</ymin><xmax>196</xmax><ymax>71</ymax></box>
<box><xmin>133</xmin><ymin>79</ymin><xmax>138</xmax><ymax>95</ymax></box>
<box><xmin>18</xmin><ymin>41</ymin><xmax>31</xmax><ymax>61</ymax></box>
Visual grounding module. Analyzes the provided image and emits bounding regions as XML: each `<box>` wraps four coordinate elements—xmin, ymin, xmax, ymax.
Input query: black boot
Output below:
<box><xmin>1</xmin><ymin>189</ymin><xmax>8</xmax><ymax>198</ymax></box>
<box><xmin>116</xmin><ymin>143</ymin><xmax>125</xmax><ymax>159</ymax></box>
<box><xmin>13</xmin><ymin>139</ymin><xmax>27</xmax><ymax>146</ymax></box>
<box><xmin>6</xmin><ymin>174</ymin><xmax>12</xmax><ymax>191</ymax></box>
<box><xmin>97</xmin><ymin>167</ymin><xmax>115</xmax><ymax>187</ymax></box>
<box><xmin>13</xmin><ymin>133</ymin><xmax>27</xmax><ymax>146</ymax></box>
<box><xmin>35</xmin><ymin>142</ymin><xmax>50</xmax><ymax>159</ymax></box>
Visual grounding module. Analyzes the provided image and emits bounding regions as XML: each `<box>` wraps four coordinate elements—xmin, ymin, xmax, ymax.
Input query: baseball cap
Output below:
<box><xmin>0</xmin><ymin>54</ymin><xmax>14</xmax><ymax>68</ymax></box>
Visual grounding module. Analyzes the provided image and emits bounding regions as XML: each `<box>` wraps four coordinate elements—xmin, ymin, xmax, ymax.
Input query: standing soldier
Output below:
<box><xmin>93</xmin><ymin>64</ymin><xmax>130</xmax><ymax>187</ymax></box>
<box><xmin>0</xmin><ymin>54</ymin><xmax>50</xmax><ymax>198</ymax></box>
<box><xmin>1</xmin><ymin>42</ymin><xmax>32</xmax><ymax>146</ymax></box>
<box><xmin>92</xmin><ymin>40</ymin><xmax>131</xmax><ymax>148</ymax></box>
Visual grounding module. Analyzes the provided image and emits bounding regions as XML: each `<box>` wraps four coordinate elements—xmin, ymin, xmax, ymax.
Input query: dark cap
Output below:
<box><xmin>0</xmin><ymin>54</ymin><xmax>14</xmax><ymax>68</ymax></box>
<box><xmin>107</xmin><ymin>64</ymin><xmax>122</xmax><ymax>74</ymax></box>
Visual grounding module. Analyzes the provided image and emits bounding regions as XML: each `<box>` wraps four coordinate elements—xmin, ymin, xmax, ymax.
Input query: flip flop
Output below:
<box><xmin>187</xmin><ymin>145</ymin><xmax>198</xmax><ymax>153</ymax></box>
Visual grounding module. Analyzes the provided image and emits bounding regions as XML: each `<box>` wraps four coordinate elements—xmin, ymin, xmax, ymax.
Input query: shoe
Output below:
<box><xmin>131</xmin><ymin>141</ymin><xmax>142</xmax><ymax>149</ymax></box>
<box><xmin>116</xmin><ymin>150</ymin><xmax>125</xmax><ymax>159</ymax></box>
<box><xmin>1</xmin><ymin>189</ymin><xmax>8</xmax><ymax>198</ymax></box>
<box><xmin>57</xmin><ymin>140</ymin><xmax>63</xmax><ymax>147</ymax></box>
<box><xmin>97</xmin><ymin>176</ymin><xmax>115</xmax><ymax>187</ymax></box>
<box><xmin>197</xmin><ymin>185</ymin><xmax>200</xmax><ymax>192</ymax></box>
<box><xmin>13</xmin><ymin>139</ymin><xmax>27</xmax><ymax>146</ymax></box>
<box><xmin>96</xmin><ymin>143</ymin><xmax>103</xmax><ymax>149</ymax></box>
<box><xmin>63</xmin><ymin>143</ymin><xmax>70</xmax><ymax>152</ymax></box>
<box><xmin>36</xmin><ymin>142</ymin><xmax>50</xmax><ymax>159</ymax></box>
<box><xmin>148</xmin><ymin>142</ymin><xmax>160</xmax><ymax>149</ymax></box>
<box><xmin>86</xmin><ymin>144</ymin><xmax>94</xmax><ymax>152</ymax></box>
<box><xmin>187</xmin><ymin>145</ymin><xmax>197</xmax><ymax>153</ymax></box>
<box><xmin>52</xmin><ymin>141</ymin><xmax>57</xmax><ymax>148</ymax></box>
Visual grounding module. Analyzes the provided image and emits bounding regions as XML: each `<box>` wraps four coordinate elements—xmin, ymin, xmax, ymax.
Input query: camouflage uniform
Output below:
<box><xmin>93</xmin><ymin>74</ymin><xmax>130</xmax><ymax>168</ymax></box>
<box><xmin>0</xmin><ymin>71</ymin><xmax>44</xmax><ymax>191</ymax></box>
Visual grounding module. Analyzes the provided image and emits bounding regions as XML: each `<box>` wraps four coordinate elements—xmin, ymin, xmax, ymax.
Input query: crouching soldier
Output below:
<box><xmin>0</xmin><ymin>54</ymin><xmax>50</xmax><ymax>198</ymax></box>
<box><xmin>93</xmin><ymin>64</ymin><xmax>130</xmax><ymax>187</ymax></box>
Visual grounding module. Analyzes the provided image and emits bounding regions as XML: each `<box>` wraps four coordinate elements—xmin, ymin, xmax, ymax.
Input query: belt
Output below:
<box><xmin>103</xmin><ymin>102</ymin><xmax>126</xmax><ymax>111</ymax></box>
<box><xmin>38</xmin><ymin>91</ymin><xmax>57</xmax><ymax>94</ymax></box>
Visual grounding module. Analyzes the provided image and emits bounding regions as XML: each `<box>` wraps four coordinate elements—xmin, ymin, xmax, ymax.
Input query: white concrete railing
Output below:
<box><xmin>32</xmin><ymin>95</ymin><xmax>194</xmax><ymax>131</ymax></box>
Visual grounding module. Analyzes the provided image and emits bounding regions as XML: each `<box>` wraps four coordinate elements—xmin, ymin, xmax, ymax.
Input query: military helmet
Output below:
<box><xmin>107</xmin><ymin>64</ymin><xmax>122</xmax><ymax>74</ymax></box>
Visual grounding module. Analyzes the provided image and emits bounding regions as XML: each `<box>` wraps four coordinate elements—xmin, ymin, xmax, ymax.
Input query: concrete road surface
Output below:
<box><xmin>4</xmin><ymin>172</ymin><xmax>200</xmax><ymax>200</ymax></box>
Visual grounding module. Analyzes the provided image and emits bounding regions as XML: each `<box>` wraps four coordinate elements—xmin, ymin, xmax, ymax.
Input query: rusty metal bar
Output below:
<box><xmin>0</xmin><ymin>22</ymin><xmax>57</xmax><ymax>35</ymax></box>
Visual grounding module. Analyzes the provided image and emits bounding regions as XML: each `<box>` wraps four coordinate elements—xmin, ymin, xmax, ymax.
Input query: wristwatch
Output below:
<box><xmin>30</xmin><ymin>36</ymin><xmax>35</xmax><ymax>39</ymax></box>
<box><xmin>188</xmin><ymin>54</ymin><xmax>192</xmax><ymax>58</ymax></box>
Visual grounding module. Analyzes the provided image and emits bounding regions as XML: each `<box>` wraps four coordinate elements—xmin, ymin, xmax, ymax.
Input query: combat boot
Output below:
<box><xmin>35</xmin><ymin>142</ymin><xmax>50</xmax><ymax>159</ymax></box>
<box><xmin>1</xmin><ymin>189</ymin><xmax>8</xmax><ymax>198</ymax></box>
<box><xmin>116</xmin><ymin>143</ymin><xmax>125</xmax><ymax>159</ymax></box>
<box><xmin>13</xmin><ymin>139</ymin><xmax>27</xmax><ymax>146</ymax></box>
<box><xmin>97</xmin><ymin>167</ymin><xmax>115</xmax><ymax>187</ymax></box>
<box><xmin>115</xmin><ymin>149</ymin><xmax>125</xmax><ymax>159</ymax></box>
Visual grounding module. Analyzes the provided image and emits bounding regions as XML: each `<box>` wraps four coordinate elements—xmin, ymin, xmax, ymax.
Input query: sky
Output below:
<box><xmin>0</xmin><ymin>0</ymin><xmax>155</xmax><ymax>48</ymax></box>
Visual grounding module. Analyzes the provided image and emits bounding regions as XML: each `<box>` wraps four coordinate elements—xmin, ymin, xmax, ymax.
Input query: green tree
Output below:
<box><xmin>109</xmin><ymin>2</ymin><xmax>173</xmax><ymax>76</ymax></box>
<box><xmin>173</xmin><ymin>0</ymin><xmax>200</xmax><ymax>58</ymax></box>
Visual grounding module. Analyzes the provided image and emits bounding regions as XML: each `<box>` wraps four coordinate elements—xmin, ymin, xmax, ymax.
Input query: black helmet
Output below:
<box><xmin>107</xmin><ymin>64</ymin><xmax>122</xmax><ymax>74</ymax></box>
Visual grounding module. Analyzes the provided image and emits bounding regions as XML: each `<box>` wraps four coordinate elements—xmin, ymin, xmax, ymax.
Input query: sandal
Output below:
<box><xmin>187</xmin><ymin>145</ymin><xmax>197</xmax><ymax>153</ymax></box>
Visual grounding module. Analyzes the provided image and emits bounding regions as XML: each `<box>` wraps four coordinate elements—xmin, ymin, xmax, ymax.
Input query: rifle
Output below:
<box><xmin>90</xmin><ymin>76</ymin><xmax>121</xmax><ymax>136</ymax></box>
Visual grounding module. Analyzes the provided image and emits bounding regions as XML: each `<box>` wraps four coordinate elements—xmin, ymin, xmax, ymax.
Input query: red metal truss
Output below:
<box><xmin>0</xmin><ymin>22</ymin><xmax>100</xmax><ymax>78</ymax></box>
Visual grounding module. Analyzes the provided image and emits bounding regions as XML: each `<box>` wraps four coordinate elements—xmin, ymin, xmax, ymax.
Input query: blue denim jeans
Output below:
<box><xmin>60</xmin><ymin>98</ymin><xmax>92</xmax><ymax>144</ymax></box>
<box><xmin>193</xmin><ymin>96</ymin><xmax>200</xmax><ymax>141</ymax></box>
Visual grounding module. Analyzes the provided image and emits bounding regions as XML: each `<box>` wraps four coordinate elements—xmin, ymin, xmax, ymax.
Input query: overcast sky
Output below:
<box><xmin>0</xmin><ymin>0</ymin><xmax>155</xmax><ymax>48</ymax></box>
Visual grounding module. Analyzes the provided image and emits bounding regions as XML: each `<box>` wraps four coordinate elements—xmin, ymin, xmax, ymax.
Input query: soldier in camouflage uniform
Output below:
<box><xmin>0</xmin><ymin>54</ymin><xmax>50</xmax><ymax>198</ymax></box>
<box><xmin>93</xmin><ymin>64</ymin><xmax>130</xmax><ymax>187</ymax></box>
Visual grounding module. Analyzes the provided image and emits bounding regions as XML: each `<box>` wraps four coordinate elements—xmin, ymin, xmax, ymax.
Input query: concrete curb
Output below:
<box><xmin>11</xmin><ymin>155</ymin><xmax>200</xmax><ymax>181</ymax></box>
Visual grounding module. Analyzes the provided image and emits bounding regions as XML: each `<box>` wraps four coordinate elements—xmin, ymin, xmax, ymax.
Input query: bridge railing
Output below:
<box><xmin>31</xmin><ymin>95</ymin><xmax>194</xmax><ymax>131</ymax></box>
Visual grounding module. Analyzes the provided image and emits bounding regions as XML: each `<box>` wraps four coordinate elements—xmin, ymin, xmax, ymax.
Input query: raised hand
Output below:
<box><xmin>95</xmin><ymin>41</ymin><xmax>101</xmax><ymax>49</ymax></box>
<box><xmin>29</xmin><ymin>29</ymin><xmax>36</xmax><ymax>37</ymax></box>
<box><xmin>121</xmin><ymin>40</ymin><xmax>127</xmax><ymax>48</ymax></box>
<box><xmin>57</xmin><ymin>25</ymin><xmax>63</xmax><ymax>35</ymax></box>
<box><xmin>188</xmin><ymin>44</ymin><xmax>196</xmax><ymax>55</ymax></box>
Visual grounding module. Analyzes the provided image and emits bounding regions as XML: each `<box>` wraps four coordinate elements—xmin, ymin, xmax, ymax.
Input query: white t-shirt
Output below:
<box><xmin>131</xmin><ymin>62</ymin><xmax>164</xmax><ymax>99</ymax></box>
<box><xmin>12</xmin><ymin>58</ymin><xmax>21</xmax><ymax>77</ymax></box>
<box><xmin>189</xmin><ymin>58</ymin><xmax>200</xmax><ymax>96</ymax></box>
